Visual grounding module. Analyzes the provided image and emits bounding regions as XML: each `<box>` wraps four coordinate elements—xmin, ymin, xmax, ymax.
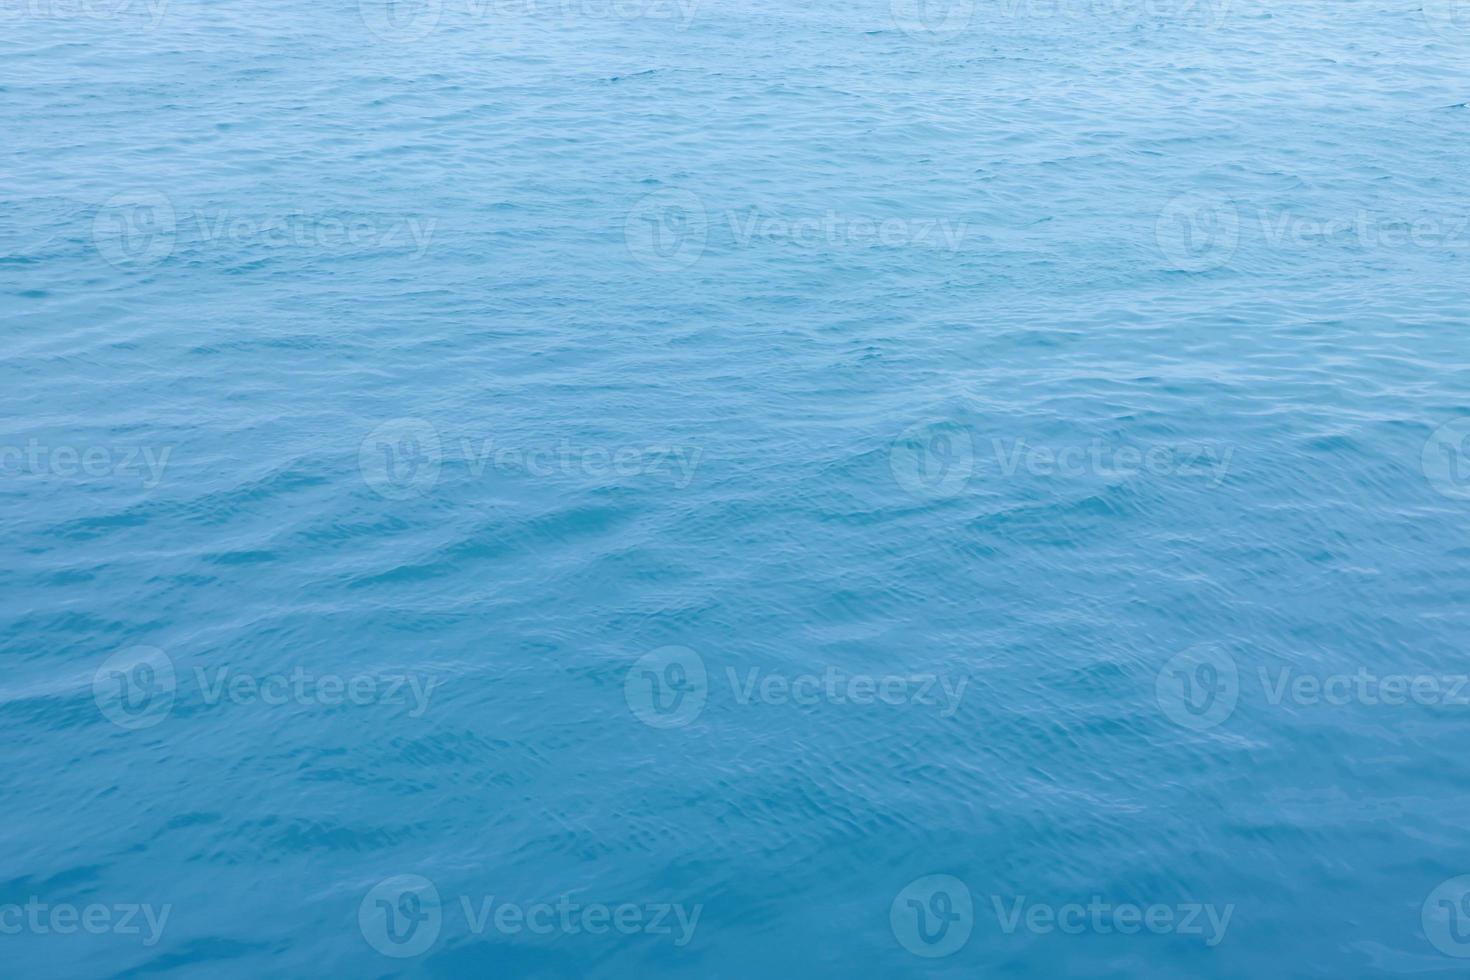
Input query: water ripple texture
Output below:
<box><xmin>3</xmin><ymin>0</ymin><xmax>1470</xmax><ymax>976</ymax></box>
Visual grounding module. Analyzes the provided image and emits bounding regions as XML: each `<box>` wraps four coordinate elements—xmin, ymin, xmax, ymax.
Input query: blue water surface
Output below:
<box><xmin>4</xmin><ymin>0</ymin><xmax>1470</xmax><ymax>976</ymax></box>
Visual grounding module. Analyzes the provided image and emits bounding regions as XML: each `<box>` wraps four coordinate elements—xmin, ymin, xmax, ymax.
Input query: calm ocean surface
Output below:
<box><xmin>4</xmin><ymin>0</ymin><xmax>1470</xmax><ymax>975</ymax></box>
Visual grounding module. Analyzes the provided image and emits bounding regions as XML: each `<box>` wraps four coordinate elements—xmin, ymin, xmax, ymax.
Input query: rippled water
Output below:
<box><xmin>4</xmin><ymin>0</ymin><xmax>1470</xmax><ymax>976</ymax></box>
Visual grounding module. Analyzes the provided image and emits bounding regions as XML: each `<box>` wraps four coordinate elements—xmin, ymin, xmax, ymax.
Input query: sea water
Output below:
<box><xmin>3</xmin><ymin>0</ymin><xmax>1470</xmax><ymax>975</ymax></box>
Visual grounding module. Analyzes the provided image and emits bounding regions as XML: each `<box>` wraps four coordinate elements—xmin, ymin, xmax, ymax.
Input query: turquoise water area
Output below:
<box><xmin>4</xmin><ymin>0</ymin><xmax>1470</xmax><ymax>975</ymax></box>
